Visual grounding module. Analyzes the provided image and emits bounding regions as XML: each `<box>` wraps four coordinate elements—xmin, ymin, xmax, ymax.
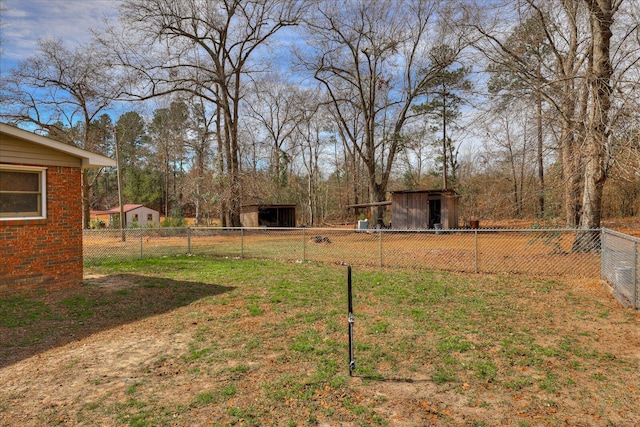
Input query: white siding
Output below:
<box><xmin>126</xmin><ymin>206</ymin><xmax>160</xmax><ymax>227</ymax></box>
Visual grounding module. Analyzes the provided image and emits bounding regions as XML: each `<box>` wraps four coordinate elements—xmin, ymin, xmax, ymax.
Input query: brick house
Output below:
<box><xmin>0</xmin><ymin>123</ymin><xmax>116</xmax><ymax>290</ymax></box>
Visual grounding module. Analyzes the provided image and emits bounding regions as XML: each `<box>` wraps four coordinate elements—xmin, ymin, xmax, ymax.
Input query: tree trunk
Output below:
<box><xmin>561</xmin><ymin>120</ymin><xmax>582</xmax><ymax>228</ymax></box>
<box><xmin>442</xmin><ymin>98</ymin><xmax>448</xmax><ymax>190</ymax></box>
<box><xmin>226</xmin><ymin>74</ymin><xmax>242</xmax><ymax>227</ymax></box>
<box><xmin>536</xmin><ymin>77</ymin><xmax>545</xmax><ymax>218</ymax></box>
<box><xmin>215</xmin><ymin>94</ymin><xmax>227</xmax><ymax>228</ymax></box>
<box><xmin>574</xmin><ymin>0</ymin><xmax>614</xmax><ymax>252</ymax></box>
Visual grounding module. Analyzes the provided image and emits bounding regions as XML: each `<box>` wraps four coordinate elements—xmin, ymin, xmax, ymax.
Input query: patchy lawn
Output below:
<box><xmin>1</xmin><ymin>257</ymin><xmax>639</xmax><ymax>426</ymax></box>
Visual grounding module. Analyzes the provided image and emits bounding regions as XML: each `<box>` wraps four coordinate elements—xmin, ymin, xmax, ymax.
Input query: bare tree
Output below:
<box><xmin>99</xmin><ymin>0</ymin><xmax>307</xmax><ymax>226</ymax></box>
<box><xmin>483</xmin><ymin>103</ymin><xmax>537</xmax><ymax>217</ymax></box>
<box><xmin>473</xmin><ymin>0</ymin><xmax>639</xmax><ymax>244</ymax></box>
<box><xmin>300</xmin><ymin>0</ymin><xmax>466</xmax><ymax>224</ymax></box>
<box><xmin>183</xmin><ymin>97</ymin><xmax>216</xmax><ymax>225</ymax></box>
<box><xmin>396</xmin><ymin>123</ymin><xmax>434</xmax><ymax>190</ymax></box>
<box><xmin>292</xmin><ymin>89</ymin><xmax>328</xmax><ymax>226</ymax></box>
<box><xmin>147</xmin><ymin>101</ymin><xmax>189</xmax><ymax>218</ymax></box>
<box><xmin>573</xmin><ymin>0</ymin><xmax>622</xmax><ymax>249</ymax></box>
<box><xmin>245</xmin><ymin>77</ymin><xmax>307</xmax><ymax>190</ymax></box>
<box><xmin>472</xmin><ymin>0</ymin><xmax>591</xmax><ymax>227</ymax></box>
<box><xmin>1</xmin><ymin>39</ymin><xmax>119</xmax><ymax>228</ymax></box>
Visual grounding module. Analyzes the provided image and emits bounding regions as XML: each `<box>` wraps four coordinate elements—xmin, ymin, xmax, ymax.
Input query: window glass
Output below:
<box><xmin>0</xmin><ymin>171</ymin><xmax>39</xmax><ymax>191</ymax></box>
<box><xmin>0</xmin><ymin>194</ymin><xmax>39</xmax><ymax>213</ymax></box>
<box><xmin>0</xmin><ymin>168</ymin><xmax>45</xmax><ymax>218</ymax></box>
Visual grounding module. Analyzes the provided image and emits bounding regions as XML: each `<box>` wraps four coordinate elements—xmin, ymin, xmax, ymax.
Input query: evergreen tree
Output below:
<box><xmin>414</xmin><ymin>45</ymin><xmax>471</xmax><ymax>190</ymax></box>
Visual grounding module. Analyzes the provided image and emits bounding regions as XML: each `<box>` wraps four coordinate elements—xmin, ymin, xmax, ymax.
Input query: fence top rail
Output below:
<box><xmin>603</xmin><ymin>227</ymin><xmax>640</xmax><ymax>243</ymax></box>
<box><xmin>84</xmin><ymin>226</ymin><xmax>602</xmax><ymax>233</ymax></box>
<box><xmin>195</xmin><ymin>226</ymin><xmax>600</xmax><ymax>233</ymax></box>
<box><xmin>83</xmin><ymin>227</ymin><xmax>189</xmax><ymax>233</ymax></box>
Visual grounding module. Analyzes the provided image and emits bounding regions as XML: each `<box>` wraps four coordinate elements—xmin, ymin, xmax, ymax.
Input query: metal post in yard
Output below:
<box><xmin>474</xmin><ymin>229</ymin><xmax>479</xmax><ymax>273</ymax></box>
<box><xmin>187</xmin><ymin>227</ymin><xmax>191</xmax><ymax>254</ymax></box>
<box><xmin>241</xmin><ymin>228</ymin><xmax>244</xmax><ymax>259</ymax></box>
<box><xmin>347</xmin><ymin>265</ymin><xmax>355</xmax><ymax>376</ymax></box>
<box><xmin>140</xmin><ymin>231</ymin><xmax>143</xmax><ymax>259</ymax></box>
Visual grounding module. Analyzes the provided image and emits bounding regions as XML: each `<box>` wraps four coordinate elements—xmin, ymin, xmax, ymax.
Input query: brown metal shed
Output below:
<box><xmin>390</xmin><ymin>190</ymin><xmax>459</xmax><ymax>230</ymax></box>
<box><xmin>240</xmin><ymin>204</ymin><xmax>296</xmax><ymax>227</ymax></box>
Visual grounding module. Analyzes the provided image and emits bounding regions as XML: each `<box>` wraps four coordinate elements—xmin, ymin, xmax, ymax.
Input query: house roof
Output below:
<box><xmin>0</xmin><ymin>123</ymin><xmax>116</xmax><ymax>168</ymax></box>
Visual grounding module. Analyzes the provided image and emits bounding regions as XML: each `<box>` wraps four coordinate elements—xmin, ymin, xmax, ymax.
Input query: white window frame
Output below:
<box><xmin>0</xmin><ymin>164</ymin><xmax>47</xmax><ymax>221</ymax></box>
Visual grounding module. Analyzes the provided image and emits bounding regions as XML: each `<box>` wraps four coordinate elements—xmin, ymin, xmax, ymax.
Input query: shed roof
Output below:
<box><xmin>389</xmin><ymin>189</ymin><xmax>459</xmax><ymax>195</ymax></box>
<box><xmin>240</xmin><ymin>204</ymin><xmax>297</xmax><ymax>213</ymax></box>
<box><xmin>0</xmin><ymin>123</ymin><xmax>116</xmax><ymax>168</ymax></box>
<box><xmin>346</xmin><ymin>201</ymin><xmax>392</xmax><ymax>209</ymax></box>
<box><xmin>94</xmin><ymin>205</ymin><xmax>156</xmax><ymax>214</ymax></box>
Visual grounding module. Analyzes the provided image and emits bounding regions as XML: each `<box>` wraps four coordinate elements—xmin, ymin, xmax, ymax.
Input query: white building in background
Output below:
<box><xmin>93</xmin><ymin>204</ymin><xmax>160</xmax><ymax>228</ymax></box>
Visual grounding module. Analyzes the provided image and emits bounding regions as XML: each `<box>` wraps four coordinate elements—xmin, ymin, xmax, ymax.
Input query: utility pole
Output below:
<box><xmin>114</xmin><ymin>126</ymin><xmax>126</xmax><ymax>241</ymax></box>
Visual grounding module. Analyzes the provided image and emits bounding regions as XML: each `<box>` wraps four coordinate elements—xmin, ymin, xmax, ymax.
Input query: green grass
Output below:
<box><xmin>2</xmin><ymin>256</ymin><xmax>638</xmax><ymax>426</ymax></box>
<box><xmin>0</xmin><ymin>296</ymin><xmax>51</xmax><ymax>327</ymax></box>
<box><xmin>59</xmin><ymin>295</ymin><xmax>101</xmax><ymax>321</ymax></box>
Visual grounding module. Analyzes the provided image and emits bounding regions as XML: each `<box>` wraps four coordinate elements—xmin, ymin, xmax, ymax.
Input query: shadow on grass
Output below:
<box><xmin>0</xmin><ymin>274</ymin><xmax>234</xmax><ymax>369</ymax></box>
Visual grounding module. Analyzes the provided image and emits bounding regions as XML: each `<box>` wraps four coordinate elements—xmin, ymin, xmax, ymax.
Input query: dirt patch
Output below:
<box><xmin>84</xmin><ymin>273</ymin><xmax>132</xmax><ymax>291</ymax></box>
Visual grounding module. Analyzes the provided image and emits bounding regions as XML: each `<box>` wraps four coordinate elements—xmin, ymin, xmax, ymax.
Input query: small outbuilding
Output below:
<box><xmin>240</xmin><ymin>204</ymin><xmax>296</xmax><ymax>227</ymax></box>
<box><xmin>390</xmin><ymin>189</ymin><xmax>460</xmax><ymax>230</ymax></box>
<box><xmin>1</xmin><ymin>123</ymin><xmax>116</xmax><ymax>290</ymax></box>
<box><xmin>93</xmin><ymin>204</ymin><xmax>160</xmax><ymax>228</ymax></box>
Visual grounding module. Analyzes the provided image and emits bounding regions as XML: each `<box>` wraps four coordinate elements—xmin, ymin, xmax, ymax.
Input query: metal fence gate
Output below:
<box><xmin>602</xmin><ymin>228</ymin><xmax>639</xmax><ymax>310</ymax></box>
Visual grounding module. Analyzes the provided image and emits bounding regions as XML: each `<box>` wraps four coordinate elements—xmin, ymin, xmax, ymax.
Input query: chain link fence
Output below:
<box><xmin>84</xmin><ymin>227</ymin><xmax>602</xmax><ymax>279</ymax></box>
<box><xmin>602</xmin><ymin>228</ymin><xmax>639</xmax><ymax>309</ymax></box>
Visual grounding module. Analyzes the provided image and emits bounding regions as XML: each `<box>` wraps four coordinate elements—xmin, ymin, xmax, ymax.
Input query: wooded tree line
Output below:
<box><xmin>1</xmin><ymin>0</ymin><xmax>639</xmax><ymax>236</ymax></box>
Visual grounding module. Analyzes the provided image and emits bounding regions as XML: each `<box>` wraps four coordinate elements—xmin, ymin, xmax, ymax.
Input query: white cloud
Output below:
<box><xmin>4</xmin><ymin>9</ymin><xmax>28</xmax><ymax>18</ymax></box>
<box><xmin>2</xmin><ymin>0</ymin><xmax>120</xmax><ymax>66</ymax></box>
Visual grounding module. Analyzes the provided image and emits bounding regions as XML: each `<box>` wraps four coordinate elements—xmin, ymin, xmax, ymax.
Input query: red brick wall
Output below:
<box><xmin>0</xmin><ymin>166</ymin><xmax>83</xmax><ymax>291</ymax></box>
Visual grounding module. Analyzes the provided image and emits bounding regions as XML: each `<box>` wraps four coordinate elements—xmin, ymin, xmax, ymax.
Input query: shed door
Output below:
<box><xmin>277</xmin><ymin>208</ymin><xmax>295</xmax><ymax>227</ymax></box>
<box><xmin>429</xmin><ymin>199</ymin><xmax>441</xmax><ymax>228</ymax></box>
<box><xmin>406</xmin><ymin>193</ymin><xmax>429</xmax><ymax>229</ymax></box>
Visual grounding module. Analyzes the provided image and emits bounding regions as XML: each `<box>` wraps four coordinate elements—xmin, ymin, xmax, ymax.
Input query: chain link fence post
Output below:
<box><xmin>139</xmin><ymin>230</ymin><xmax>143</xmax><ymax>259</ymax></box>
<box><xmin>601</xmin><ymin>228</ymin><xmax>606</xmax><ymax>280</ymax></box>
<box><xmin>241</xmin><ymin>228</ymin><xmax>244</xmax><ymax>259</ymax></box>
<box><xmin>378</xmin><ymin>229</ymin><xmax>383</xmax><ymax>268</ymax></box>
<box><xmin>474</xmin><ymin>229</ymin><xmax>479</xmax><ymax>273</ymax></box>
<box><xmin>634</xmin><ymin>241</ymin><xmax>638</xmax><ymax>310</ymax></box>
<box><xmin>187</xmin><ymin>227</ymin><xmax>191</xmax><ymax>254</ymax></box>
<box><xmin>302</xmin><ymin>227</ymin><xmax>306</xmax><ymax>262</ymax></box>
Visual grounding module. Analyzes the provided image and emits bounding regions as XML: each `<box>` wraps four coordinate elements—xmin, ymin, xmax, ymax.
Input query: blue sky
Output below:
<box><xmin>1</xmin><ymin>0</ymin><xmax>119</xmax><ymax>74</ymax></box>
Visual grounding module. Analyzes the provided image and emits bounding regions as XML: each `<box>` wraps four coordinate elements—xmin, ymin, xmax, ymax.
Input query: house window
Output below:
<box><xmin>0</xmin><ymin>165</ymin><xmax>47</xmax><ymax>220</ymax></box>
<box><xmin>147</xmin><ymin>214</ymin><xmax>153</xmax><ymax>221</ymax></box>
